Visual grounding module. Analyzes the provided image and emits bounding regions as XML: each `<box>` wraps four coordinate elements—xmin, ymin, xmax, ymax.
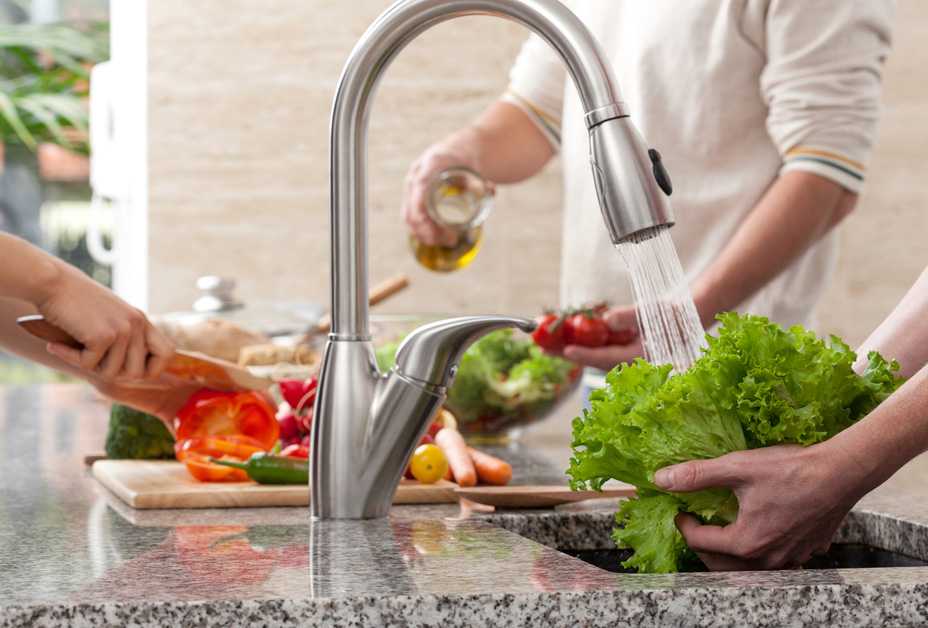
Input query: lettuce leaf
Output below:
<box><xmin>568</xmin><ymin>312</ymin><xmax>902</xmax><ymax>573</ymax></box>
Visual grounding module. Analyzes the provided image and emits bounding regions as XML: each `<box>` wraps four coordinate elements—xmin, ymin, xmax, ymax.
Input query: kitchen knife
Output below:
<box><xmin>17</xmin><ymin>314</ymin><xmax>274</xmax><ymax>392</ymax></box>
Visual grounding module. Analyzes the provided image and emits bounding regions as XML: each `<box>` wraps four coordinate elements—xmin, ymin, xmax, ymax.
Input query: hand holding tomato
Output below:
<box><xmin>533</xmin><ymin>304</ymin><xmax>644</xmax><ymax>371</ymax></box>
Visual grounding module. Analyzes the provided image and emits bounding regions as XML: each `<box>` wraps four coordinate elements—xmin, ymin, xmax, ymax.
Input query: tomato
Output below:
<box><xmin>404</xmin><ymin>433</ymin><xmax>436</xmax><ymax>479</ymax></box>
<box><xmin>409</xmin><ymin>444</ymin><xmax>449</xmax><ymax>484</ymax></box>
<box><xmin>564</xmin><ymin>313</ymin><xmax>609</xmax><ymax>347</ymax></box>
<box><xmin>175</xmin><ymin>390</ymin><xmax>279</xmax><ymax>450</ymax></box>
<box><xmin>531</xmin><ymin>313</ymin><xmax>566</xmax><ymax>352</ymax></box>
<box><xmin>607</xmin><ymin>326</ymin><xmax>638</xmax><ymax>346</ymax></box>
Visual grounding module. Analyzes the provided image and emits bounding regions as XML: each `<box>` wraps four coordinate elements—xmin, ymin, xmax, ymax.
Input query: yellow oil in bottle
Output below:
<box><xmin>409</xmin><ymin>168</ymin><xmax>492</xmax><ymax>273</ymax></box>
<box><xmin>409</xmin><ymin>226</ymin><xmax>483</xmax><ymax>272</ymax></box>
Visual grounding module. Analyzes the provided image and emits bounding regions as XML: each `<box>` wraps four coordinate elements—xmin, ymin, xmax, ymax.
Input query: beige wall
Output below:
<box><xmin>148</xmin><ymin>1</ymin><xmax>928</xmax><ymax>347</ymax></box>
<box><xmin>147</xmin><ymin>1</ymin><xmax>562</xmax><ymax>320</ymax></box>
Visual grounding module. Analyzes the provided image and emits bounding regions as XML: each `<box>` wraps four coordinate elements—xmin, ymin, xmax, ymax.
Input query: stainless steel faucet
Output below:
<box><xmin>311</xmin><ymin>0</ymin><xmax>675</xmax><ymax>519</ymax></box>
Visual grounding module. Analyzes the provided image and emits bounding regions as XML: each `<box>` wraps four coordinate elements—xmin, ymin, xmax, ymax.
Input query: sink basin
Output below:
<box><xmin>557</xmin><ymin>544</ymin><xmax>928</xmax><ymax>573</ymax></box>
<box><xmin>490</xmin><ymin>508</ymin><xmax>928</xmax><ymax>574</ymax></box>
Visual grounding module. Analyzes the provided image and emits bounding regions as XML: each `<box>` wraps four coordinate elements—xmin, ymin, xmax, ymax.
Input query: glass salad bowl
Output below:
<box><xmin>370</xmin><ymin>314</ymin><xmax>582</xmax><ymax>443</ymax></box>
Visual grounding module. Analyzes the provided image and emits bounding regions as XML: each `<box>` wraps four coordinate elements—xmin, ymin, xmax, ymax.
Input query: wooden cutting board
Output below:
<box><xmin>454</xmin><ymin>484</ymin><xmax>636</xmax><ymax>509</ymax></box>
<box><xmin>92</xmin><ymin>460</ymin><xmax>458</xmax><ymax>509</ymax></box>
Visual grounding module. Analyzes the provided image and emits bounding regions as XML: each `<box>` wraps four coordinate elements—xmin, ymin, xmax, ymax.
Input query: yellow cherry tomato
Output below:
<box><xmin>409</xmin><ymin>444</ymin><xmax>449</xmax><ymax>484</ymax></box>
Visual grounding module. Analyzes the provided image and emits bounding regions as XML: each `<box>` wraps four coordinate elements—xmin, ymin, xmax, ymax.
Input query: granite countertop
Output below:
<box><xmin>3</xmin><ymin>384</ymin><xmax>928</xmax><ymax>627</ymax></box>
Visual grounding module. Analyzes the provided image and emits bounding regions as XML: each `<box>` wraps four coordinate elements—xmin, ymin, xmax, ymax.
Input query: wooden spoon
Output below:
<box><xmin>17</xmin><ymin>314</ymin><xmax>274</xmax><ymax>392</ymax></box>
<box><xmin>310</xmin><ymin>273</ymin><xmax>410</xmax><ymax>337</ymax></box>
<box><xmin>454</xmin><ymin>484</ymin><xmax>636</xmax><ymax>509</ymax></box>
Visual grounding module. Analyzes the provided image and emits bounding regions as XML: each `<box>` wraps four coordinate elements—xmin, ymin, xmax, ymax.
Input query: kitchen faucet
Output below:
<box><xmin>312</xmin><ymin>0</ymin><xmax>674</xmax><ymax>519</ymax></box>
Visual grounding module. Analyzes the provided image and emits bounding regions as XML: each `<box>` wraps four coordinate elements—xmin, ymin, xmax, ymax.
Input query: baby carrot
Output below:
<box><xmin>468</xmin><ymin>447</ymin><xmax>512</xmax><ymax>486</ymax></box>
<box><xmin>435</xmin><ymin>427</ymin><xmax>476</xmax><ymax>487</ymax></box>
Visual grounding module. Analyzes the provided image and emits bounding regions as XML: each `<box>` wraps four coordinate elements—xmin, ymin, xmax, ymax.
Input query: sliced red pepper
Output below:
<box><xmin>181</xmin><ymin>452</ymin><xmax>250</xmax><ymax>482</ymax></box>
<box><xmin>175</xmin><ymin>389</ymin><xmax>279</xmax><ymax>450</ymax></box>
<box><xmin>174</xmin><ymin>434</ymin><xmax>266</xmax><ymax>462</ymax></box>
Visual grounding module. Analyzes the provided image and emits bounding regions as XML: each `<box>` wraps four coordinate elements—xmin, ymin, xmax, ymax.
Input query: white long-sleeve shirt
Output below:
<box><xmin>503</xmin><ymin>0</ymin><xmax>894</xmax><ymax>330</ymax></box>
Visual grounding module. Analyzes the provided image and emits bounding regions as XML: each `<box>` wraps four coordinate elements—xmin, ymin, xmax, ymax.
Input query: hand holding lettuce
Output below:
<box><xmin>567</xmin><ymin>313</ymin><xmax>902</xmax><ymax>573</ymax></box>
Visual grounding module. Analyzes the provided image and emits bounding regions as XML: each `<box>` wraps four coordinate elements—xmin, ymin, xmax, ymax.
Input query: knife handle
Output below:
<box><xmin>16</xmin><ymin>315</ymin><xmax>85</xmax><ymax>350</ymax></box>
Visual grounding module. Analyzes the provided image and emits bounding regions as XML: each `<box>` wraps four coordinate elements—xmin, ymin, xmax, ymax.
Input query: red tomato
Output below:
<box><xmin>531</xmin><ymin>313</ymin><xmax>566</xmax><ymax>351</ymax></box>
<box><xmin>607</xmin><ymin>326</ymin><xmax>638</xmax><ymax>346</ymax></box>
<box><xmin>565</xmin><ymin>314</ymin><xmax>609</xmax><ymax>347</ymax></box>
<box><xmin>175</xmin><ymin>389</ymin><xmax>279</xmax><ymax>450</ymax></box>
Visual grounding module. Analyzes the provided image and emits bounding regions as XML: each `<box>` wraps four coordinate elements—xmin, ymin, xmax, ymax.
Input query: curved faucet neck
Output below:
<box><xmin>328</xmin><ymin>0</ymin><xmax>626</xmax><ymax>339</ymax></box>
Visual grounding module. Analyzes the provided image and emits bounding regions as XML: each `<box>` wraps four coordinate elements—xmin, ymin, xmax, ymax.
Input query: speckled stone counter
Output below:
<box><xmin>3</xmin><ymin>385</ymin><xmax>928</xmax><ymax>627</ymax></box>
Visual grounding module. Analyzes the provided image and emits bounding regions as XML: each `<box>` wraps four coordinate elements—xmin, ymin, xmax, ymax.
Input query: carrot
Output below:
<box><xmin>435</xmin><ymin>427</ymin><xmax>476</xmax><ymax>487</ymax></box>
<box><xmin>468</xmin><ymin>447</ymin><xmax>512</xmax><ymax>486</ymax></box>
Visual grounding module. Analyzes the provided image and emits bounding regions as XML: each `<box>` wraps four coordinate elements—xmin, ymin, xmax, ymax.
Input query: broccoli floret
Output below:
<box><xmin>105</xmin><ymin>404</ymin><xmax>175</xmax><ymax>459</ymax></box>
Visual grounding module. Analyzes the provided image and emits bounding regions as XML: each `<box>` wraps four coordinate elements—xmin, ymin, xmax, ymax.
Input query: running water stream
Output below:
<box><xmin>616</xmin><ymin>226</ymin><xmax>706</xmax><ymax>373</ymax></box>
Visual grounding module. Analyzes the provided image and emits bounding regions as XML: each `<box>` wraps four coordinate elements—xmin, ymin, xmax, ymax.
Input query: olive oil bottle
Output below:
<box><xmin>410</xmin><ymin>167</ymin><xmax>493</xmax><ymax>272</ymax></box>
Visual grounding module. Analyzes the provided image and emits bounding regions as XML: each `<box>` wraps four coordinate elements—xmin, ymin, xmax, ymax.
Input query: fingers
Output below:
<box><xmin>124</xmin><ymin>326</ymin><xmax>148</xmax><ymax>380</ymax></box>
<box><xmin>562</xmin><ymin>343</ymin><xmax>641</xmax><ymax>371</ymax></box>
<box><xmin>692</xmin><ymin>549</ymin><xmax>758</xmax><ymax>572</ymax></box>
<box><xmin>95</xmin><ymin>330</ymin><xmax>129</xmax><ymax>380</ymax></box>
<box><xmin>46</xmin><ymin>342</ymin><xmax>82</xmax><ymax>367</ymax></box>
<box><xmin>653</xmin><ymin>455</ymin><xmax>744</xmax><ymax>493</ymax></box>
<box><xmin>402</xmin><ymin>148</ymin><xmax>472</xmax><ymax>247</ymax></box>
<box><xmin>604</xmin><ymin>306</ymin><xmax>639</xmax><ymax>330</ymax></box>
<box><xmin>145</xmin><ymin>323</ymin><xmax>175</xmax><ymax>378</ymax></box>
<box><xmin>675</xmin><ymin>513</ymin><xmax>741</xmax><ymax>557</ymax></box>
<box><xmin>405</xmin><ymin>176</ymin><xmax>443</xmax><ymax>246</ymax></box>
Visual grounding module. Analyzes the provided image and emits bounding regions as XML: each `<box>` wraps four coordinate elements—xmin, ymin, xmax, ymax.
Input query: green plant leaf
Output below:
<box><xmin>0</xmin><ymin>90</ymin><xmax>36</xmax><ymax>149</ymax></box>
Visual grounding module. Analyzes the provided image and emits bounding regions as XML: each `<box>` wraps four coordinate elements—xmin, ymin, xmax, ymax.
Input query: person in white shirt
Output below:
<box><xmin>403</xmin><ymin>1</ymin><xmax>895</xmax><ymax>387</ymax></box>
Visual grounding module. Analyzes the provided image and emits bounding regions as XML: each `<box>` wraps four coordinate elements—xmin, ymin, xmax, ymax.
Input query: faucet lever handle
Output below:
<box><xmin>393</xmin><ymin>316</ymin><xmax>536</xmax><ymax>388</ymax></box>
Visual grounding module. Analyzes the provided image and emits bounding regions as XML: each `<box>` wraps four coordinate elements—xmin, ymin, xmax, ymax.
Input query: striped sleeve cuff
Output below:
<box><xmin>501</xmin><ymin>89</ymin><xmax>561</xmax><ymax>150</ymax></box>
<box><xmin>780</xmin><ymin>146</ymin><xmax>866</xmax><ymax>193</ymax></box>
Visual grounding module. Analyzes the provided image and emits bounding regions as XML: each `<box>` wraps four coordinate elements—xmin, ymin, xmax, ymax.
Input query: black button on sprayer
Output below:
<box><xmin>648</xmin><ymin>148</ymin><xmax>673</xmax><ymax>196</ymax></box>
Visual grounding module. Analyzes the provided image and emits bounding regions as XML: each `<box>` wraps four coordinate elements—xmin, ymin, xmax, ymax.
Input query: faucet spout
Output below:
<box><xmin>313</xmin><ymin>0</ymin><xmax>676</xmax><ymax>519</ymax></box>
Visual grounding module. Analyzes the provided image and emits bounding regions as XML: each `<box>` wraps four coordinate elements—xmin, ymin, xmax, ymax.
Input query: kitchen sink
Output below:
<box><xmin>557</xmin><ymin>544</ymin><xmax>928</xmax><ymax>573</ymax></box>
<box><xmin>489</xmin><ymin>508</ymin><xmax>928</xmax><ymax>574</ymax></box>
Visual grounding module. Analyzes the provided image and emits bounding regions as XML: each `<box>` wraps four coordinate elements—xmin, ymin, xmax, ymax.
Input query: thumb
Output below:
<box><xmin>653</xmin><ymin>457</ymin><xmax>741</xmax><ymax>493</ymax></box>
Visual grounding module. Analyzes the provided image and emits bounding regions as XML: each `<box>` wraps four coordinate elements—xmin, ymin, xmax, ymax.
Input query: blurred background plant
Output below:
<box><xmin>0</xmin><ymin>0</ymin><xmax>108</xmax><ymax>384</ymax></box>
<box><xmin>0</xmin><ymin>19</ymin><xmax>108</xmax><ymax>153</ymax></box>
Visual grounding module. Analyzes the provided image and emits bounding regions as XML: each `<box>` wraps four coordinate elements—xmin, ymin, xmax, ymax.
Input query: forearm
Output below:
<box><xmin>692</xmin><ymin>171</ymin><xmax>855</xmax><ymax>327</ymax></box>
<box><xmin>855</xmin><ymin>267</ymin><xmax>928</xmax><ymax>378</ymax></box>
<box><xmin>0</xmin><ymin>233</ymin><xmax>63</xmax><ymax>305</ymax></box>
<box><xmin>824</xmin><ymin>363</ymin><xmax>928</xmax><ymax>497</ymax></box>
<box><xmin>441</xmin><ymin>100</ymin><xmax>555</xmax><ymax>184</ymax></box>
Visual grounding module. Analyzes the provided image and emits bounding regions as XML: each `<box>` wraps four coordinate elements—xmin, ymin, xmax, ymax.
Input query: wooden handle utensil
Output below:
<box><xmin>313</xmin><ymin>273</ymin><xmax>410</xmax><ymax>335</ymax></box>
<box><xmin>17</xmin><ymin>315</ymin><xmax>274</xmax><ymax>392</ymax></box>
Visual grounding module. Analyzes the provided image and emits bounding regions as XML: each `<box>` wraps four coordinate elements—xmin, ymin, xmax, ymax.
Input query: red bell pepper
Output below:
<box><xmin>174</xmin><ymin>389</ymin><xmax>279</xmax><ymax>450</ymax></box>
<box><xmin>175</xmin><ymin>434</ymin><xmax>268</xmax><ymax>482</ymax></box>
